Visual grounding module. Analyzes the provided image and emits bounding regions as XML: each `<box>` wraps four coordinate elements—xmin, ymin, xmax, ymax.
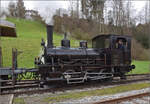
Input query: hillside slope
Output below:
<box><xmin>1</xmin><ymin>18</ymin><xmax>79</xmax><ymax>68</ymax></box>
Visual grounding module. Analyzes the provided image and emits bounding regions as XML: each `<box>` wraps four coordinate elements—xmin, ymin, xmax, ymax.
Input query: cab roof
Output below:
<box><xmin>92</xmin><ymin>34</ymin><xmax>131</xmax><ymax>41</ymax></box>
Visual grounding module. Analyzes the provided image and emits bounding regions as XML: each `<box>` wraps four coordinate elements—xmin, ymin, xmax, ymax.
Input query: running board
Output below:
<box><xmin>64</xmin><ymin>72</ymin><xmax>113</xmax><ymax>84</ymax></box>
<box><xmin>88</xmin><ymin>76</ymin><xmax>113</xmax><ymax>80</ymax></box>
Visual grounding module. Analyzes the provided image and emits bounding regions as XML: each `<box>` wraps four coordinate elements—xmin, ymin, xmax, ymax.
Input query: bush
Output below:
<box><xmin>131</xmin><ymin>39</ymin><xmax>149</xmax><ymax>60</ymax></box>
<box><xmin>133</xmin><ymin>24</ymin><xmax>149</xmax><ymax>49</ymax></box>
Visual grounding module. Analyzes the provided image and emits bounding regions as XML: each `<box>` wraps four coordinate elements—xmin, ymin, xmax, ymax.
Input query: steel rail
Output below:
<box><xmin>2</xmin><ymin>76</ymin><xmax>150</xmax><ymax>95</ymax></box>
<box><xmin>126</xmin><ymin>73</ymin><xmax>150</xmax><ymax>76</ymax></box>
<box><xmin>0</xmin><ymin>74</ymin><xmax>150</xmax><ymax>95</ymax></box>
<box><xmin>93</xmin><ymin>92</ymin><xmax>150</xmax><ymax>104</ymax></box>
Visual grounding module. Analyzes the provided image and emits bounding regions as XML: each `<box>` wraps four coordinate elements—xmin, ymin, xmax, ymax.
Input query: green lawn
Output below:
<box><xmin>129</xmin><ymin>60</ymin><xmax>150</xmax><ymax>74</ymax></box>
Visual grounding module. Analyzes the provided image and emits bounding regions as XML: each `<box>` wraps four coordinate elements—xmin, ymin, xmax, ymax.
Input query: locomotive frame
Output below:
<box><xmin>35</xmin><ymin>25</ymin><xmax>135</xmax><ymax>85</ymax></box>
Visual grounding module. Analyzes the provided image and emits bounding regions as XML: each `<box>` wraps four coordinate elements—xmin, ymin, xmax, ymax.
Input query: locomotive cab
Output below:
<box><xmin>111</xmin><ymin>35</ymin><xmax>134</xmax><ymax>78</ymax></box>
<box><xmin>111</xmin><ymin>36</ymin><xmax>131</xmax><ymax>66</ymax></box>
<box><xmin>92</xmin><ymin>35</ymin><xmax>135</xmax><ymax>78</ymax></box>
<box><xmin>92</xmin><ymin>35</ymin><xmax>131</xmax><ymax>65</ymax></box>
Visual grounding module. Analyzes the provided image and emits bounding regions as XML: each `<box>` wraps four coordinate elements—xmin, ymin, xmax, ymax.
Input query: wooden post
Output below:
<box><xmin>12</xmin><ymin>48</ymin><xmax>17</xmax><ymax>86</ymax></box>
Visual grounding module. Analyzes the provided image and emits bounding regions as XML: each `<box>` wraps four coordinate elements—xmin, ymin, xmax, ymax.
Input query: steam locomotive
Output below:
<box><xmin>35</xmin><ymin>25</ymin><xmax>135</xmax><ymax>84</ymax></box>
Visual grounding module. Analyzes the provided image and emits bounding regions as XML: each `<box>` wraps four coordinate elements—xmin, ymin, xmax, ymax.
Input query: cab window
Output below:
<box><xmin>105</xmin><ymin>39</ymin><xmax>110</xmax><ymax>48</ymax></box>
<box><xmin>115</xmin><ymin>38</ymin><xmax>127</xmax><ymax>49</ymax></box>
<box><xmin>92</xmin><ymin>37</ymin><xmax>110</xmax><ymax>48</ymax></box>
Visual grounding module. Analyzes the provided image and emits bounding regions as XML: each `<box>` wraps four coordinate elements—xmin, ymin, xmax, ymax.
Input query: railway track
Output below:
<box><xmin>93</xmin><ymin>92</ymin><xmax>150</xmax><ymax>104</ymax></box>
<box><xmin>0</xmin><ymin>73</ymin><xmax>150</xmax><ymax>95</ymax></box>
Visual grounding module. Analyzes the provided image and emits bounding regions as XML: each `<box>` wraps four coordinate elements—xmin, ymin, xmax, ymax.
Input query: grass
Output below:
<box><xmin>13</xmin><ymin>82</ymin><xmax>150</xmax><ymax>104</ymax></box>
<box><xmin>129</xmin><ymin>60</ymin><xmax>150</xmax><ymax>74</ymax></box>
<box><xmin>43</xmin><ymin>82</ymin><xmax>150</xmax><ymax>103</ymax></box>
<box><xmin>13</xmin><ymin>98</ymin><xmax>25</xmax><ymax>104</ymax></box>
<box><xmin>1</xmin><ymin>18</ymin><xmax>80</xmax><ymax>68</ymax></box>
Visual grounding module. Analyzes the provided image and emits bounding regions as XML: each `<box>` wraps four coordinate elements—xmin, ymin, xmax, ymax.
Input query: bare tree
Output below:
<box><xmin>69</xmin><ymin>0</ymin><xmax>75</xmax><ymax>18</ymax></box>
<box><xmin>81</xmin><ymin>0</ymin><xmax>106</xmax><ymax>32</ymax></box>
<box><xmin>112</xmin><ymin>0</ymin><xmax>125</xmax><ymax>27</ymax></box>
<box><xmin>8</xmin><ymin>2</ymin><xmax>17</xmax><ymax>17</ymax></box>
<box><xmin>145</xmin><ymin>0</ymin><xmax>150</xmax><ymax>24</ymax></box>
<box><xmin>55</xmin><ymin>8</ymin><xmax>61</xmax><ymax>17</ymax></box>
<box><xmin>126</xmin><ymin>0</ymin><xmax>131</xmax><ymax>27</ymax></box>
<box><xmin>76</xmin><ymin>0</ymin><xmax>79</xmax><ymax>18</ymax></box>
<box><xmin>109</xmin><ymin>0</ymin><xmax>134</xmax><ymax>34</ymax></box>
<box><xmin>16</xmin><ymin>0</ymin><xmax>26</xmax><ymax>18</ymax></box>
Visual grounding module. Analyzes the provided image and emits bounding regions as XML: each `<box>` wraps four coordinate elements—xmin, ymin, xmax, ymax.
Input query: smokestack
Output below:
<box><xmin>46</xmin><ymin>25</ymin><xmax>53</xmax><ymax>48</ymax></box>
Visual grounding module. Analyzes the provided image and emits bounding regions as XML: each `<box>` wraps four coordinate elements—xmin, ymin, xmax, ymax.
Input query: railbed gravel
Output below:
<box><xmin>18</xmin><ymin>80</ymin><xmax>150</xmax><ymax>98</ymax></box>
<box><xmin>14</xmin><ymin>81</ymin><xmax>150</xmax><ymax>104</ymax></box>
<box><xmin>53</xmin><ymin>87</ymin><xmax>150</xmax><ymax>104</ymax></box>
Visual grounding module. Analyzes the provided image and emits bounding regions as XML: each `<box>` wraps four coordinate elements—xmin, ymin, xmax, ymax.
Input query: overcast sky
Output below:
<box><xmin>0</xmin><ymin>0</ymin><xmax>148</xmax><ymax>24</ymax></box>
<box><xmin>1</xmin><ymin>0</ymin><xmax>146</xmax><ymax>10</ymax></box>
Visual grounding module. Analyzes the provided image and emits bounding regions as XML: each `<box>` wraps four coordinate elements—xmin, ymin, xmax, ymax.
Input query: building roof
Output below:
<box><xmin>0</xmin><ymin>19</ymin><xmax>17</xmax><ymax>37</ymax></box>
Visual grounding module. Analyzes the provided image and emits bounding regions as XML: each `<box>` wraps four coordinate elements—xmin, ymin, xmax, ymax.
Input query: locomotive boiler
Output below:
<box><xmin>35</xmin><ymin>25</ymin><xmax>135</xmax><ymax>85</ymax></box>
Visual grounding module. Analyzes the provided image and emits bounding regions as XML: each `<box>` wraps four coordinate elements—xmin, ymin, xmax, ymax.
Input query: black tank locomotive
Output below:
<box><xmin>35</xmin><ymin>25</ymin><xmax>135</xmax><ymax>84</ymax></box>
